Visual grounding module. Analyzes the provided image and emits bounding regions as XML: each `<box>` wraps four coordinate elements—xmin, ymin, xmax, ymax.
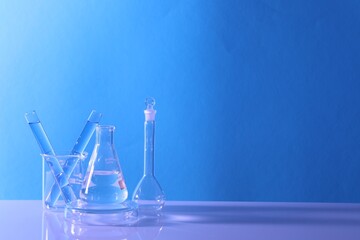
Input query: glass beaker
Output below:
<box><xmin>41</xmin><ymin>153</ymin><xmax>87</xmax><ymax>210</ymax></box>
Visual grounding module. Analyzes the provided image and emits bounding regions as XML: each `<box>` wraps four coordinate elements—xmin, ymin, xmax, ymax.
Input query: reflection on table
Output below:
<box><xmin>1</xmin><ymin>201</ymin><xmax>360</xmax><ymax>240</ymax></box>
<box><xmin>43</xmin><ymin>210</ymin><xmax>163</xmax><ymax>240</ymax></box>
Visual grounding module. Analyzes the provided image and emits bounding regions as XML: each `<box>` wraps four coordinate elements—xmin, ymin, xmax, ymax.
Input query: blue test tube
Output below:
<box><xmin>25</xmin><ymin>111</ymin><xmax>77</xmax><ymax>205</ymax></box>
<box><xmin>47</xmin><ymin>110</ymin><xmax>102</xmax><ymax>205</ymax></box>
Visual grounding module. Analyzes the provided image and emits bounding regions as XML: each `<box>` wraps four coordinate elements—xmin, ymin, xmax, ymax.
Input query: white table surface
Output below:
<box><xmin>1</xmin><ymin>200</ymin><xmax>360</xmax><ymax>239</ymax></box>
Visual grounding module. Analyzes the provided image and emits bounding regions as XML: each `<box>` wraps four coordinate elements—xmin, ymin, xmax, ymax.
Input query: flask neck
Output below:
<box><xmin>96</xmin><ymin>125</ymin><xmax>115</xmax><ymax>145</ymax></box>
<box><xmin>144</xmin><ymin>120</ymin><xmax>155</xmax><ymax>176</ymax></box>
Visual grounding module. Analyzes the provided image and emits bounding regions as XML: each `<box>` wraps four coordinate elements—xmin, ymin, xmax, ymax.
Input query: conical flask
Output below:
<box><xmin>132</xmin><ymin>98</ymin><xmax>165</xmax><ymax>214</ymax></box>
<box><xmin>80</xmin><ymin>125</ymin><xmax>128</xmax><ymax>204</ymax></box>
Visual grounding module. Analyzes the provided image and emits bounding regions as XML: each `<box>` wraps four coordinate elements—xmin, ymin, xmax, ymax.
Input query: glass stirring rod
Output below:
<box><xmin>47</xmin><ymin>110</ymin><xmax>102</xmax><ymax>205</ymax></box>
<box><xmin>25</xmin><ymin>111</ymin><xmax>77</xmax><ymax>206</ymax></box>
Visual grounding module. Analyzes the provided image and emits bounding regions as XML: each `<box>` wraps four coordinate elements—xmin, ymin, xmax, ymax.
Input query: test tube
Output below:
<box><xmin>25</xmin><ymin>111</ymin><xmax>77</xmax><ymax>205</ymax></box>
<box><xmin>47</xmin><ymin>110</ymin><xmax>102</xmax><ymax>205</ymax></box>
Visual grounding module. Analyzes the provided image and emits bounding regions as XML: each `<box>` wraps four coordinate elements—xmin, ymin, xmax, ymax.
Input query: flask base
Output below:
<box><xmin>64</xmin><ymin>200</ymin><xmax>138</xmax><ymax>226</ymax></box>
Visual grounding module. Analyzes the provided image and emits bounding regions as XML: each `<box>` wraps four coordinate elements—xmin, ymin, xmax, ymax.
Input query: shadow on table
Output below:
<box><xmin>161</xmin><ymin>203</ymin><xmax>360</xmax><ymax>226</ymax></box>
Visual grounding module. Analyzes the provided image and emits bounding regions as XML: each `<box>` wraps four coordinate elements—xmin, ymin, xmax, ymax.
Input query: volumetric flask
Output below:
<box><xmin>132</xmin><ymin>98</ymin><xmax>165</xmax><ymax>216</ymax></box>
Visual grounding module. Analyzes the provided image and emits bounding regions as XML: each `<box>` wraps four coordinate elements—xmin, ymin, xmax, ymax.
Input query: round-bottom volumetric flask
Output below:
<box><xmin>132</xmin><ymin>98</ymin><xmax>165</xmax><ymax>216</ymax></box>
<box><xmin>133</xmin><ymin>175</ymin><xmax>165</xmax><ymax>214</ymax></box>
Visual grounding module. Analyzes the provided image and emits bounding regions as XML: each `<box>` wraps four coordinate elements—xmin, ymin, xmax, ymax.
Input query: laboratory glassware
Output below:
<box><xmin>47</xmin><ymin>110</ymin><xmax>102</xmax><ymax>205</ymax></box>
<box><xmin>25</xmin><ymin>111</ymin><xmax>77</xmax><ymax>206</ymax></box>
<box><xmin>80</xmin><ymin>125</ymin><xmax>128</xmax><ymax>203</ymax></box>
<box><xmin>132</xmin><ymin>97</ymin><xmax>165</xmax><ymax>215</ymax></box>
<box><xmin>65</xmin><ymin>125</ymin><xmax>137</xmax><ymax>225</ymax></box>
<box><xmin>41</xmin><ymin>152</ymin><xmax>87</xmax><ymax>210</ymax></box>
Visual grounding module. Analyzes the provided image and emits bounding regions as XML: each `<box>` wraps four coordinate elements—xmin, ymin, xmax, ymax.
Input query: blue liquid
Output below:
<box><xmin>29</xmin><ymin>121</ymin><xmax>55</xmax><ymax>155</ymax></box>
<box><xmin>28</xmin><ymin>121</ymin><xmax>77</xmax><ymax>205</ymax></box>
<box><xmin>71</xmin><ymin>120</ymin><xmax>100</xmax><ymax>154</ymax></box>
<box><xmin>47</xmin><ymin>117</ymin><xmax>101</xmax><ymax>205</ymax></box>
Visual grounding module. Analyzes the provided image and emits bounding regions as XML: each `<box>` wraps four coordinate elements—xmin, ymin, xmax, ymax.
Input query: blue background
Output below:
<box><xmin>1</xmin><ymin>0</ymin><xmax>360</xmax><ymax>202</ymax></box>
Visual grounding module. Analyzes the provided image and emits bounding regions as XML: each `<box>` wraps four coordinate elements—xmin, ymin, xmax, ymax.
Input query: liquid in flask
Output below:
<box><xmin>80</xmin><ymin>125</ymin><xmax>128</xmax><ymax>204</ymax></box>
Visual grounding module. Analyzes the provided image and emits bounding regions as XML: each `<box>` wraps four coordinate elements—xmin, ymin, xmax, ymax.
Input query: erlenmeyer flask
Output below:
<box><xmin>80</xmin><ymin>125</ymin><xmax>128</xmax><ymax>204</ymax></box>
<box><xmin>132</xmin><ymin>98</ymin><xmax>165</xmax><ymax>215</ymax></box>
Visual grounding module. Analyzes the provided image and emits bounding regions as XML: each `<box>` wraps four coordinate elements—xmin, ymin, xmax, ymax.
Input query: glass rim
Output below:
<box><xmin>40</xmin><ymin>152</ymin><xmax>88</xmax><ymax>159</ymax></box>
<box><xmin>96</xmin><ymin>125</ymin><xmax>115</xmax><ymax>130</ymax></box>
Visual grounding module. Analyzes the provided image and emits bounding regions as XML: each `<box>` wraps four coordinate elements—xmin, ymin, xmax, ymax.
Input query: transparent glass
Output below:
<box><xmin>41</xmin><ymin>153</ymin><xmax>87</xmax><ymax>210</ymax></box>
<box><xmin>47</xmin><ymin>110</ymin><xmax>102</xmax><ymax>207</ymax></box>
<box><xmin>26</xmin><ymin>110</ymin><xmax>101</xmax><ymax>208</ymax></box>
<box><xmin>25</xmin><ymin>111</ymin><xmax>77</xmax><ymax>206</ymax></box>
<box><xmin>80</xmin><ymin>125</ymin><xmax>128</xmax><ymax>203</ymax></box>
<box><xmin>65</xmin><ymin>125</ymin><xmax>137</xmax><ymax>225</ymax></box>
<box><xmin>132</xmin><ymin>98</ymin><xmax>165</xmax><ymax>215</ymax></box>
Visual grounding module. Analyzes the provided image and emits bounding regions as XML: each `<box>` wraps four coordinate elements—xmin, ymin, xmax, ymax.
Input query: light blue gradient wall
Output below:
<box><xmin>1</xmin><ymin>0</ymin><xmax>360</xmax><ymax>202</ymax></box>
